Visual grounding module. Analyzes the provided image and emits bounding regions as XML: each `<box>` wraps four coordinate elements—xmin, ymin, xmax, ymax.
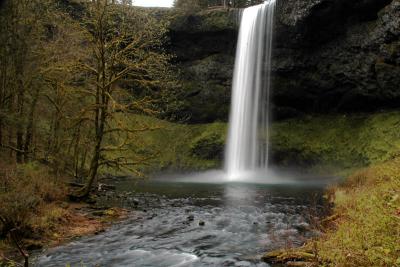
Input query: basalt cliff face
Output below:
<box><xmin>273</xmin><ymin>0</ymin><xmax>400</xmax><ymax>117</ymax></box>
<box><xmin>169</xmin><ymin>9</ymin><xmax>238</xmax><ymax>123</ymax></box>
<box><xmin>169</xmin><ymin>0</ymin><xmax>400</xmax><ymax>122</ymax></box>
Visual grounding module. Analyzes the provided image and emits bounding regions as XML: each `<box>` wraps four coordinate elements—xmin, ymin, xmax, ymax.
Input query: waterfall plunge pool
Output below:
<box><xmin>36</xmin><ymin>175</ymin><xmax>334</xmax><ymax>267</ymax></box>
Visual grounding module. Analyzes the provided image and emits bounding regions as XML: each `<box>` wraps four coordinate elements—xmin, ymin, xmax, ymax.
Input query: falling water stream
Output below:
<box><xmin>225</xmin><ymin>0</ymin><xmax>276</xmax><ymax>181</ymax></box>
<box><xmin>35</xmin><ymin>2</ymin><xmax>334</xmax><ymax>266</ymax></box>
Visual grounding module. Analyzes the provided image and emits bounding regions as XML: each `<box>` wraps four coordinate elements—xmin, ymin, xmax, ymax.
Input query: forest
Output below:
<box><xmin>0</xmin><ymin>0</ymin><xmax>399</xmax><ymax>266</ymax></box>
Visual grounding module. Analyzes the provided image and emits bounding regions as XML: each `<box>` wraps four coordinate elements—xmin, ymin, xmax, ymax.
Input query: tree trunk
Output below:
<box><xmin>23</xmin><ymin>86</ymin><xmax>39</xmax><ymax>162</ymax></box>
<box><xmin>80</xmin><ymin>105</ymin><xmax>106</xmax><ymax>198</ymax></box>
<box><xmin>73</xmin><ymin>126</ymin><xmax>81</xmax><ymax>178</ymax></box>
<box><xmin>16</xmin><ymin>79</ymin><xmax>24</xmax><ymax>163</ymax></box>
<box><xmin>0</xmin><ymin>119</ymin><xmax>3</xmax><ymax>147</ymax></box>
<box><xmin>79</xmin><ymin>78</ymin><xmax>108</xmax><ymax>198</ymax></box>
<box><xmin>0</xmin><ymin>66</ymin><xmax>4</xmax><ymax>146</ymax></box>
<box><xmin>7</xmin><ymin>94</ymin><xmax>14</xmax><ymax>159</ymax></box>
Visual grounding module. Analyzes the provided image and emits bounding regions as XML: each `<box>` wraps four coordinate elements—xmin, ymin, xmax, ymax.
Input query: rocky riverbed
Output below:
<box><xmin>35</xmin><ymin>179</ymin><xmax>330</xmax><ymax>266</ymax></box>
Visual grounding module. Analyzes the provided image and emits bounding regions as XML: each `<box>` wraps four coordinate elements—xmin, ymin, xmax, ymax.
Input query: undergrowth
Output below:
<box><xmin>0</xmin><ymin>161</ymin><xmax>67</xmax><ymax>262</ymax></box>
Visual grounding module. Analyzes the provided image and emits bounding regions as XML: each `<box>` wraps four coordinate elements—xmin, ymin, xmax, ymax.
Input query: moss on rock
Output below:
<box><xmin>190</xmin><ymin>132</ymin><xmax>225</xmax><ymax>160</ymax></box>
<box><xmin>106</xmin><ymin>111</ymin><xmax>400</xmax><ymax>175</ymax></box>
<box><xmin>170</xmin><ymin>8</ymin><xmax>238</xmax><ymax>33</ymax></box>
<box><xmin>271</xmin><ymin>111</ymin><xmax>400</xmax><ymax>173</ymax></box>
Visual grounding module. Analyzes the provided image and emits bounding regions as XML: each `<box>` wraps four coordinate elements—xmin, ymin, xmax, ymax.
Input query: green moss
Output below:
<box><xmin>271</xmin><ymin>111</ymin><xmax>400</xmax><ymax>173</ymax></box>
<box><xmin>104</xmin><ymin>114</ymin><xmax>227</xmax><ymax>175</ymax></box>
<box><xmin>105</xmin><ymin>111</ymin><xmax>400</xmax><ymax>176</ymax></box>
<box><xmin>170</xmin><ymin>8</ymin><xmax>238</xmax><ymax>32</ymax></box>
<box><xmin>190</xmin><ymin>131</ymin><xmax>225</xmax><ymax>160</ymax></box>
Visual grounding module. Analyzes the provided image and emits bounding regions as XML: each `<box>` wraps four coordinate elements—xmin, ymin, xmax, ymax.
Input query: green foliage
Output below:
<box><xmin>0</xmin><ymin>0</ymin><xmax>179</xmax><ymax>192</ymax></box>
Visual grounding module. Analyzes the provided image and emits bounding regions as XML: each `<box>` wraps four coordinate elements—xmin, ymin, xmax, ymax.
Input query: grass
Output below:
<box><xmin>313</xmin><ymin>157</ymin><xmax>400</xmax><ymax>266</ymax></box>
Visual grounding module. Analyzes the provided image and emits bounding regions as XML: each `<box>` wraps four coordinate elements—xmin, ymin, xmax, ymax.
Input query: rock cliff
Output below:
<box><xmin>169</xmin><ymin>9</ymin><xmax>238</xmax><ymax>122</ymax></box>
<box><xmin>273</xmin><ymin>0</ymin><xmax>400</xmax><ymax>116</ymax></box>
<box><xmin>169</xmin><ymin>0</ymin><xmax>400</xmax><ymax>122</ymax></box>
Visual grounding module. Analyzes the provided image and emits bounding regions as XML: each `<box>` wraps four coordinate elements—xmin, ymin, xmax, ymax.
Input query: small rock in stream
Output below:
<box><xmin>199</xmin><ymin>221</ymin><xmax>205</xmax><ymax>226</ymax></box>
<box><xmin>187</xmin><ymin>215</ymin><xmax>194</xmax><ymax>221</ymax></box>
<box><xmin>92</xmin><ymin>210</ymin><xmax>105</xmax><ymax>216</ymax></box>
<box><xmin>94</xmin><ymin>229</ymin><xmax>105</xmax><ymax>235</ymax></box>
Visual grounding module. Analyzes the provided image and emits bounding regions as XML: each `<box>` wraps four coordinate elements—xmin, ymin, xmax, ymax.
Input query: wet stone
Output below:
<box><xmin>36</xmin><ymin>181</ymin><xmax>327</xmax><ymax>267</ymax></box>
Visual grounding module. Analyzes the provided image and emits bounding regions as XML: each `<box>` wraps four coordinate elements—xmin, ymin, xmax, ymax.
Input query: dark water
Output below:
<box><xmin>36</xmin><ymin>180</ymin><xmax>328</xmax><ymax>267</ymax></box>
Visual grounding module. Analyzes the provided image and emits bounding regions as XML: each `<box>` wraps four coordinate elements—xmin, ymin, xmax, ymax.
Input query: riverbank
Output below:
<box><xmin>263</xmin><ymin>157</ymin><xmax>400</xmax><ymax>266</ymax></box>
<box><xmin>0</xmin><ymin>161</ymin><xmax>128</xmax><ymax>266</ymax></box>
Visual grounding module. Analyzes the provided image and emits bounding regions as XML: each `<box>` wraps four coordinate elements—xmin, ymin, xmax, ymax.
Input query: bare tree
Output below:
<box><xmin>73</xmin><ymin>0</ymin><xmax>173</xmax><ymax>198</ymax></box>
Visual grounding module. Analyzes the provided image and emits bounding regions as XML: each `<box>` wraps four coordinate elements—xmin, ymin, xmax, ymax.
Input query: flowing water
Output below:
<box><xmin>36</xmin><ymin>180</ymin><xmax>327</xmax><ymax>267</ymax></box>
<box><xmin>34</xmin><ymin>2</ymin><xmax>333</xmax><ymax>266</ymax></box>
<box><xmin>225</xmin><ymin>1</ymin><xmax>276</xmax><ymax>181</ymax></box>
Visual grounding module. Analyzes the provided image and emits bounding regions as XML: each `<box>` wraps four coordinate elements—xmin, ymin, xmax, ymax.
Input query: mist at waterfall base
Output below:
<box><xmin>224</xmin><ymin>0</ymin><xmax>276</xmax><ymax>182</ymax></box>
<box><xmin>170</xmin><ymin>0</ymin><xmax>332</xmax><ymax>186</ymax></box>
<box><xmin>184</xmin><ymin>1</ymin><xmax>286</xmax><ymax>184</ymax></box>
<box><xmin>155</xmin><ymin>168</ymin><xmax>338</xmax><ymax>186</ymax></box>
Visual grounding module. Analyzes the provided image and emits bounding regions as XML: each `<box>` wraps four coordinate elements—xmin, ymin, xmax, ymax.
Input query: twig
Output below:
<box><xmin>0</xmin><ymin>144</ymin><xmax>25</xmax><ymax>153</ymax></box>
<box><xmin>0</xmin><ymin>216</ymin><xmax>29</xmax><ymax>267</ymax></box>
<box><xmin>9</xmin><ymin>229</ymin><xmax>29</xmax><ymax>267</ymax></box>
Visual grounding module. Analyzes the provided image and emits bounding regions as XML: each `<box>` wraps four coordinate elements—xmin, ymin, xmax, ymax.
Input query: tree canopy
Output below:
<box><xmin>0</xmin><ymin>0</ymin><xmax>177</xmax><ymax>197</ymax></box>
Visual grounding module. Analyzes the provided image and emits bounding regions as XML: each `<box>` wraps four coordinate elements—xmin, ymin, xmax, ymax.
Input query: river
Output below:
<box><xmin>36</xmin><ymin>178</ymin><xmax>330</xmax><ymax>266</ymax></box>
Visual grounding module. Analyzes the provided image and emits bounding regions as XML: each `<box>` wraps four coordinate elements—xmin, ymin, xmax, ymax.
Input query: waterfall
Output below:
<box><xmin>225</xmin><ymin>0</ymin><xmax>276</xmax><ymax>181</ymax></box>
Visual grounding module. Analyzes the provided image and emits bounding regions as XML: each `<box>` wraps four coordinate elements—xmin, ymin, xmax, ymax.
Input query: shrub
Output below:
<box><xmin>0</xmin><ymin>163</ymin><xmax>65</xmax><ymax>239</ymax></box>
